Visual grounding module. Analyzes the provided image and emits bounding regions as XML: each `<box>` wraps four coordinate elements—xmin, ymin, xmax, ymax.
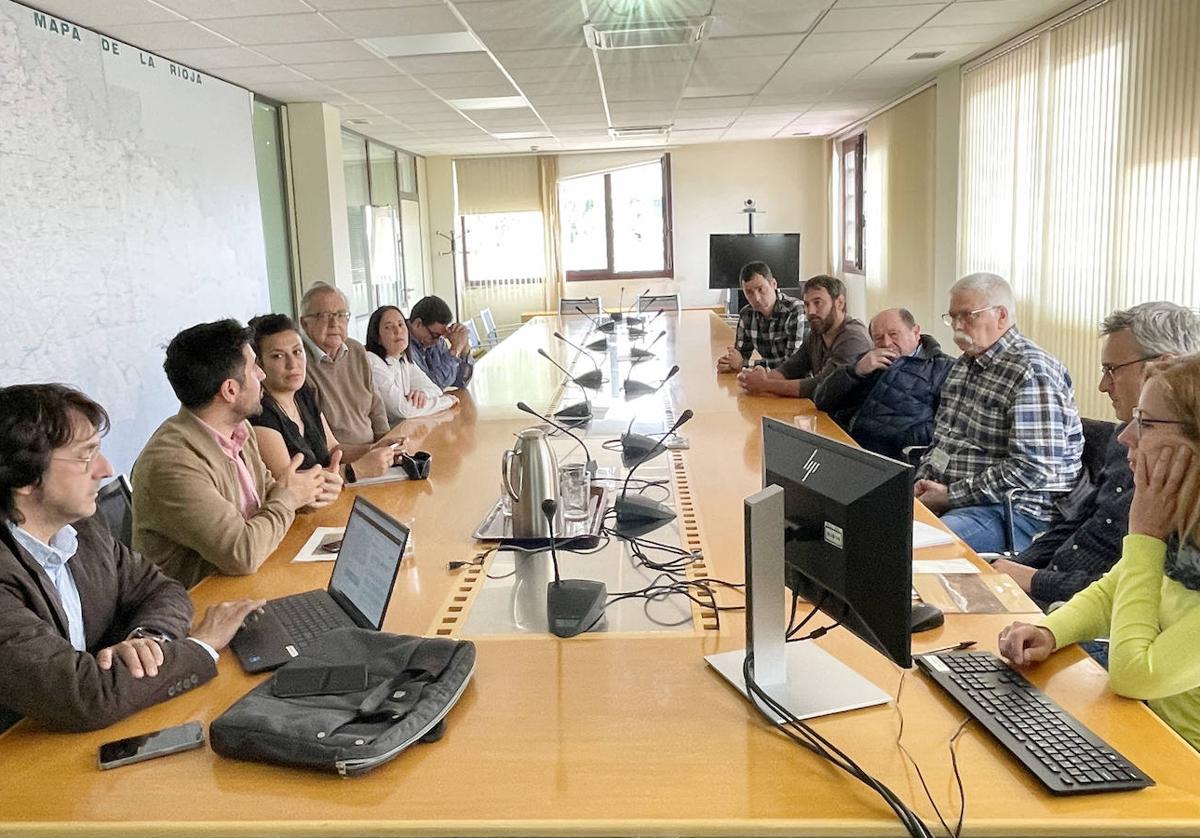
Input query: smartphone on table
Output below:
<box><xmin>272</xmin><ymin>664</ymin><xmax>369</xmax><ymax>698</ymax></box>
<box><xmin>98</xmin><ymin>721</ymin><xmax>205</xmax><ymax>770</ymax></box>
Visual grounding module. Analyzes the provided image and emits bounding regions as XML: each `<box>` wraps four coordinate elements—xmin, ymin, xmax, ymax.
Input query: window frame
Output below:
<box><xmin>563</xmin><ymin>154</ymin><xmax>674</xmax><ymax>283</ymax></box>
<box><xmin>459</xmin><ymin>211</ymin><xmax>547</xmax><ymax>289</ymax></box>
<box><xmin>840</xmin><ymin>134</ymin><xmax>865</xmax><ymax>275</ymax></box>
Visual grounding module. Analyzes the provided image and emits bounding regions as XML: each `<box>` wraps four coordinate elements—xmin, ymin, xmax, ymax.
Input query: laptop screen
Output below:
<box><xmin>328</xmin><ymin>497</ymin><xmax>408</xmax><ymax>629</ymax></box>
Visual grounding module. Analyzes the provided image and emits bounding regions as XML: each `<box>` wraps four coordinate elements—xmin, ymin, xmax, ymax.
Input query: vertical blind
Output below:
<box><xmin>959</xmin><ymin>0</ymin><xmax>1200</xmax><ymax>418</ymax></box>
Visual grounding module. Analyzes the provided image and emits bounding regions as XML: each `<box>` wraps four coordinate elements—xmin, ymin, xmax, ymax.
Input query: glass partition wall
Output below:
<box><xmin>340</xmin><ymin>130</ymin><xmax>426</xmax><ymax>341</ymax></box>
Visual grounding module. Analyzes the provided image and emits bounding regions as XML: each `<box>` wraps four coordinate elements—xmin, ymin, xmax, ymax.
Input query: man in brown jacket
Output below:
<box><xmin>0</xmin><ymin>384</ymin><xmax>261</xmax><ymax>732</ymax></box>
<box><xmin>133</xmin><ymin>319</ymin><xmax>326</xmax><ymax>588</ymax></box>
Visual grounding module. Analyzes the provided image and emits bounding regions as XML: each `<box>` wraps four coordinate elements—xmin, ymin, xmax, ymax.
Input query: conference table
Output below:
<box><xmin>3</xmin><ymin>310</ymin><xmax>1199</xmax><ymax>836</ymax></box>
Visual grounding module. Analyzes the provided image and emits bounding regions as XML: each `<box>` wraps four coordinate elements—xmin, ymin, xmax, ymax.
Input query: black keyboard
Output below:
<box><xmin>267</xmin><ymin>590</ymin><xmax>354</xmax><ymax>645</ymax></box>
<box><xmin>916</xmin><ymin>650</ymin><xmax>1153</xmax><ymax>795</ymax></box>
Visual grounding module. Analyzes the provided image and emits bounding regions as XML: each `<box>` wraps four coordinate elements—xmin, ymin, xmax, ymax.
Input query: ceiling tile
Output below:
<box><xmin>99</xmin><ymin>21</ymin><xmax>234</xmax><ymax>49</ymax></box>
<box><xmin>802</xmin><ymin>29</ymin><xmax>910</xmax><ymax>53</ymax></box>
<box><xmin>332</xmin><ymin>74</ymin><xmax>426</xmax><ymax>94</ymax></box>
<box><xmin>390</xmin><ymin>53</ymin><xmax>498</xmax><ymax>74</ymax></box>
<box><xmin>520</xmin><ymin>79</ymin><xmax>599</xmax><ymax>95</ymax></box>
<box><xmin>509</xmin><ymin>65</ymin><xmax>596</xmax><ymax>84</ymax></box>
<box><xmin>673</xmin><ymin>116</ymin><xmax>735</xmax><ymax>130</ymax></box>
<box><xmin>835</xmin><ymin>0</ymin><xmax>950</xmax><ymax>6</ymax></box>
<box><xmin>414</xmin><ymin>69</ymin><xmax>513</xmax><ymax>88</ymax></box>
<box><xmin>875</xmin><ymin>42</ymin><xmax>982</xmax><ymax>65</ymax></box>
<box><xmin>203</xmin><ymin>13</ymin><xmax>347</xmax><ymax>45</ymax></box>
<box><xmin>476</xmin><ymin>23</ymin><xmax>585</xmax><ymax>51</ymax></box>
<box><xmin>248</xmin><ymin>80</ymin><xmax>342</xmax><ymax>100</ymax></box>
<box><xmin>437</xmin><ymin>83</ymin><xmax>523</xmax><ymax>98</ymax></box>
<box><xmin>709</xmin><ymin>9</ymin><xmax>822</xmax><ymax>38</ymax></box>
<box><xmin>352</xmin><ymin>89</ymin><xmax>444</xmax><ymax>105</ymax></box>
<box><xmin>690</xmin><ymin>55</ymin><xmax>786</xmax><ymax>85</ymax></box>
<box><xmin>932</xmin><ymin>0</ymin><xmax>1075</xmax><ymax>27</ymax></box>
<box><xmin>360</xmin><ymin>32</ymin><xmax>483</xmax><ymax>57</ymax></box>
<box><xmin>683</xmin><ymin>83</ymin><xmax>760</xmax><ymax>98</ymax></box>
<box><xmin>493</xmin><ymin>47</ymin><xmax>590</xmax><ymax>69</ymax></box>
<box><xmin>219</xmin><ymin>64</ymin><xmax>307</xmax><ymax>85</ymax></box>
<box><xmin>257</xmin><ymin>40</ymin><xmax>377</xmax><ymax>62</ymax></box>
<box><xmin>158</xmin><ymin>0</ymin><xmax>312</xmax><ymax>19</ymax></box>
<box><xmin>677</xmin><ymin>95</ymin><xmax>754</xmax><ymax>110</ymax></box>
<box><xmin>324</xmin><ymin>6</ymin><xmax>464</xmax><ymax>37</ymax></box>
<box><xmin>700</xmin><ymin>34</ymin><xmax>803</xmax><ymax>59</ymax></box>
<box><xmin>291</xmin><ymin>59</ymin><xmax>402</xmax><ymax>80</ymax></box>
<box><xmin>458</xmin><ymin>0</ymin><xmax>585</xmax><ymax>31</ymax></box>
<box><xmin>27</xmin><ymin>0</ymin><xmax>184</xmax><ymax>27</ymax></box>
<box><xmin>160</xmin><ymin>45</ymin><xmax>277</xmax><ymax>68</ymax></box>
<box><xmin>816</xmin><ymin>4</ymin><xmax>945</xmax><ymax>32</ymax></box>
<box><xmin>307</xmin><ymin>0</ymin><xmax>441</xmax><ymax>8</ymax></box>
<box><xmin>899</xmin><ymin>23</ymin><xmax>1012</xmax><ymax>47</ymax></box>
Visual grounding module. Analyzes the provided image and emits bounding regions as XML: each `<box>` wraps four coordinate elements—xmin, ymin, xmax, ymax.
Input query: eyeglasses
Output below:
<box><xmin>941</xmin><ymin>305</ymin><xmax>999</xmax><ymax>327</ymax></box>
<box><xmin>1130</xmin><ymin>408</ymin><xmax>1188</xmax><ymax>439</ymax></box>
<box><xmin>52</xmin><ymin>450</ymin><xmax>102</xmax><ymax>472</ymax></box>
<box><xmin>304</xmin><ymin>311</ymin><xmax>351</xmax><ymax>324</ymax></box>
<box><xmin>1099</xmin><ymin>355</ymin><xmax>1157</xmax><ymax>383</ymax></box>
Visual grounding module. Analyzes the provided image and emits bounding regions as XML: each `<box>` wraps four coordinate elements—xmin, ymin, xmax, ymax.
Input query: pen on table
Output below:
<box><xmin>923</xmin><ymin>640</ymin><xmax>977</xmax><ymax>656</ymax></box>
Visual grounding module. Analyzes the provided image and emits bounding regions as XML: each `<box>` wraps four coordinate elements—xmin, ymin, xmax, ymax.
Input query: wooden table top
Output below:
<box><xmin>2</xmin><ymin>310</ymin><xmax>1199</xmax><ymax>837</ymax></box>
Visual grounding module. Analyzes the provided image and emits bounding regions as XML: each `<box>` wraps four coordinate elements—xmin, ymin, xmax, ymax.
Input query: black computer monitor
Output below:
<box><xmin>708</xmin><ymin>233</ymin><xmax>801</xmax><ymax>289</ymax></box>
<box><xmin>762</xmin><ymin>418</ymin><xmax>915</xmax><ymax>667</ymax></box>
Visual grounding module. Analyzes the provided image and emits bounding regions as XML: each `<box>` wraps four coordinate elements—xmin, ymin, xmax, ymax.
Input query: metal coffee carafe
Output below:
<box><xmin>502</xmin><ymin>428</ymin><xmax>559</xmax><ymax>538</ymax></box>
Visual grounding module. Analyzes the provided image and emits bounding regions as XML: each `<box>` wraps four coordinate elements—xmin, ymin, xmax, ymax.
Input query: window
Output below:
<box><xmin>251</xmin><ymin>99</ymin><xmax>295</xmax><ymax>316</ymax></box>
<box><xmin>560</xmin><ymin>156</ymin><xmax>673</xmax><ymax>281</ymax></box>
<box><xmin>841</xmin><ymin>134</ymin><xmax>865</xmax><ymax>274</ymax></box>
<box><xmin>460</xmin><ymin>211</ymin><xmax>546</xmax><ymax>287</ymax></box>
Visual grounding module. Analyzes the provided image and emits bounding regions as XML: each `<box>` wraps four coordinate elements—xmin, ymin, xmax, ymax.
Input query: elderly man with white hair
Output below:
<box><xmin>914</xmin><ymin>273</ymin><xmax>1083</xmax><ymax>553</ymax></box>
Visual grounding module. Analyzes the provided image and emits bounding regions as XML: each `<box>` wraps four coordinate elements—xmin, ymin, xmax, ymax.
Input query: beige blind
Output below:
<box><xmin>454</xmin><ymin>156</ymin><xmax>541</xmax><ymax>215</ymax></box>
<box><xmin>959</xmin><ymin>0</ymin><xmax>1200</xmax><ymax>418</ymax></box>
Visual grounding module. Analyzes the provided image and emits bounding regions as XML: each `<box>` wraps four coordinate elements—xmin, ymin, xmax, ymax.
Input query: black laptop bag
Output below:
<box><xmin>210</xmin><ymin>628</ymin><xmax>476</xmax><ymax>776</ymax></box>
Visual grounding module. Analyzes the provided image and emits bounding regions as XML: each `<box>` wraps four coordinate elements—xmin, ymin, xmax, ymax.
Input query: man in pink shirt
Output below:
<box><xmin>133</xmin><ymin>320</ymin><xmax>331</xmax><ymax>588</ymax></box>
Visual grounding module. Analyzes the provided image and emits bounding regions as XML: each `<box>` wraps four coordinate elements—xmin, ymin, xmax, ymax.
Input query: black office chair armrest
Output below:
<box><xmin>1003</xmin><ymin>486</ymin><xmax>1074</xmax><ymax>555</ymax></box>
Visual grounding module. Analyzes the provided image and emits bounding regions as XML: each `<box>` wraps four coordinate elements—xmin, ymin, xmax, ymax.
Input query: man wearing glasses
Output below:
<box><xmin>406</xmin><ymin>295</ymin><xmax>475</xmax><ymax>390</ymax></box>
<box><xmin>299</xmin><ymin>282</ymin><xmax>390</xmax><ymax>447</ymax></box>
<box><xmin>914</xmin><ymin>273</ymin><xmax>1084</xmax><ymax>553</ymax></box>
<box><xmin>0</xmin><ymin>384</ymin><xmax>263</xmax><ymax>732</ymax></box>
<box><xmin>991</xmin><ymin>302</ymin><xmax>1200</xmax><ymax>610</ymax></box>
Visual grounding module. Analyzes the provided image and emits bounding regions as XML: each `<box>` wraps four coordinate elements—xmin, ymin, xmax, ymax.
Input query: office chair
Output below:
<box><xmin>559</xmin><ymin>296</ymin><xmax>601</xmax><ymax>315</ymax></box>
<box><xmin>478</xmin><ymin>308</ymin><xmax>500</xmax><ymax>348</ymax></box>
<box><xmin>96</xmin><ymin>474</ymin><xmax>134</xmax><ymax>550</ymax></box>
<box><xmin>637</xmin><ymin>293</ymin><xmax>680</xmax><ymax>313</ymax></box>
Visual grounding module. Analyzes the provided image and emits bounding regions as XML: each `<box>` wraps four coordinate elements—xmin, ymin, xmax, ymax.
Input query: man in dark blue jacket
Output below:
<box><xmin>813</xmin><ymin>308</ymin><xmax>954</xmax><ymax>461</ymax></box>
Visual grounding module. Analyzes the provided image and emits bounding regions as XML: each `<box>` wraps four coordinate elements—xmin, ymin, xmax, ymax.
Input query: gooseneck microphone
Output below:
<box><xmin>624</xmin><ymin>363</ymin><xmax>679</xmax><ymax>398</ymax></box>
<box><xmin>614</xmin><ymin>409</ymin><xmax>695</xmax><ymax>534</ymax></box>
<box><xmin>611</xmin><ymin>287</ymin><xmax>626</xmax><ymax>323</ymax></box>
<box><xmin>552</xmin><ymin>332</ymin><xmax>603</xmax><ymax>388</ymax></box>
<box><xmin>543</xmin><ymin>498</ymin><xmax>607</xmax><ymax>638</ymax></box>
<box><xmin>624</xmin><ymin>288</ymin><xmax>649</xmax><ymax>328</ymax></box>
<box><xmin>516</xmin><ymin>401</ymin><xmax>596</xmax><ymax>474</ymax></box>
<box><xmin>630</xmin><ymin>330</ymin><xmax>666</xmax><ymax>360</ymax></box>
<box><xmin>575</xmin><ymin>305</ymin><xmax>614</xmax><ymax>336</ymax></box>
<box><xmin>628</xmin><ymin>307</ymin><xmax>662</xmax><ymax>338</ymax></box>
<box><xmin>537</xmin><ymin>347</ymin><xmax>602</xmax><ymax>391</ymax></box>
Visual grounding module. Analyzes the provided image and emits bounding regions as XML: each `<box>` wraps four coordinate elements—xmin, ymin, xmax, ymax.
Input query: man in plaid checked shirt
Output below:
<box><xmin>716</xmin><ymin>262</ymin><xmax>807</xmax><ymax>372</ymax></box>
<box><xmin>915</xmin><ymin>273</ymin><xmax>1083</xmax><ymax>553</ymax></box>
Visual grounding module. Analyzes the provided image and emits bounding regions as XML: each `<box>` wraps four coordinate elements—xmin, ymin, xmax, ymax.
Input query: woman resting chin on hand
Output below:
<box><xmin>998</xmin><ymin>354</ymin><xmax>1200</xmax><ymax>751</ymax></box>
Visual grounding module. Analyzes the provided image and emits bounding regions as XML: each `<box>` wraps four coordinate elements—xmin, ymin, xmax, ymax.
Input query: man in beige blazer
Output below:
<box><xmin>133</xmin><ymin>319</ymin><xmax>327</xmax><ymax>588</ymax></box>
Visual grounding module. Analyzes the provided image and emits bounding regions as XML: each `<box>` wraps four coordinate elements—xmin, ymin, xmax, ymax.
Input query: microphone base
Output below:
<box><xmin>585</xmin><ymin>337</ymin><xmax>609</xmax><ymax>351</ymax></box>
<box><xmin>614</xmin><ymin>494</ymin><xmax>677</xmax><ymax>537</ymax></box>
<box><xmin>547</xmin><ymin>580</ymin><xmax>608</xmax><ymax>638</ymax></box>
<box><xmin>629</xmin><ymin>347</ymin><xmax>655</xmax><ymax>360</ymax></box>
<box><xmin>621</xmin><ymin>432</ymin><xmax>667</xmax><ymax>467</ymax></box>
<box><xmin>625</xmin><ymin>317</ymin><xmax>644</xmax><ymax>329</ymax></box>
<box><xmin>623</xmin><ymin>379</ymin><xmax>655</xmax><ymax>397</ymax></box>
<box><xmin>554</xmin><ymin>402</ymin><xmax>592</xmax><ymax>426</ymax></box>
<box><xmin>598</xmin><ymin>321</ymin><xmax>616</xmax><ymax>333</ymax></box>
<box><xmin>575</xmin><ymin>370</ymin><xmax>603</xmax><ymax>389</ymax></box>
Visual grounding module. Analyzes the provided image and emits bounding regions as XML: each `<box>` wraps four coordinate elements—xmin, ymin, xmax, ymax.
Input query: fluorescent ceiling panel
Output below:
<box><xmin>447</xmin><ymin>95</ymin><xmax>529</xmax><ymax>110</ymax></box>
<box><xmin>361</xmin><ymin>32</ymin><xmax>483</xmax><ymax>57</ymax></box>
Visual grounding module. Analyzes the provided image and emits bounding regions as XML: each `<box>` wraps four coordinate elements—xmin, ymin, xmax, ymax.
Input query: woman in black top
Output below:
<box><xmin>248</xmin><ymin>315</ymin><xmax>396</xmax><ymax>484</ymax></box>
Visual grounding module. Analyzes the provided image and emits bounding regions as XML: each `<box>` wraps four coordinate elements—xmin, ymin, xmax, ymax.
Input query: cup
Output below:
<box><xmin>558</xmin><ymin>463</ymin><xmax>591</xmax><ymax>520</ymax></box>
<box><xmin>793</xmin><ymin>415</ymin><xmax>817</xmax><ymax>433</ymax></box>
<box><xmin>399</xmin><ymin>450</ymin><xmax>432</xmax><ymax>480</ymax></box>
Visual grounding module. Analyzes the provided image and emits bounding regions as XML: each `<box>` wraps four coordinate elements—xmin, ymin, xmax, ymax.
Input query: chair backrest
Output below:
<box><xmin>96</xmin><ymin>474</ymin><xmax>133</xmax><ymax>549</ymax></box>
<box><xmin>1081</xmin><ymin>418</ymin><xmax>1118</xmax><ymax>482</ymax></box>
<box><xmin>638</xmin><ymin>293</ymin><xmax>680</xmax><ymax>312</ymax></box>
<box><xmin>465</xmin><ymin>318</ymin><xmax>481</xmax><ymax>349</ymax></box>
<box><xmin>478</xmin><ymin>308</ymin><xmax>499</xmax><ymax>345</ymax></box>
<box><xmin>559</xmin><ymin>297</ymin><xmax>601</xmax><ymax>315</ymax></box>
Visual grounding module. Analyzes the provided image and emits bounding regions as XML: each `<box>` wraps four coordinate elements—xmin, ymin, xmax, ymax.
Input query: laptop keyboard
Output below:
<box><xmin>266</xmin><ymin>590</ymin><xmax>355</xmax><ymax>646</ymax></box>
<box><xmin>917</xmin><ymin>650</ymin><xmax>1153</xmax><ymax>795</ymax></box>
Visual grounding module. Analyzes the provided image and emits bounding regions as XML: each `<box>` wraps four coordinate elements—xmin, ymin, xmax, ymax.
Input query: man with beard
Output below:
<box><xmin>133</xmin><ymin>319</ymin><xmax>326</xmax><ymax>588</ymax></box>
<box><xmin>914</xmin><ymin>273</ymin><xmax>1083</xmax><ymax>553</ymax></box>
<box><xmin>736</xmin><ymin>274</ymin><xmax>871</xmax><ymax>398</ymax></box>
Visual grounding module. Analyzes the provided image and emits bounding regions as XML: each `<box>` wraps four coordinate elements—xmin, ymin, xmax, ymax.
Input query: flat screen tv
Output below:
<box><xmin>708</xmin><ymin>233</ymin><xmax>801</xmax><ymax>289</ymax></box>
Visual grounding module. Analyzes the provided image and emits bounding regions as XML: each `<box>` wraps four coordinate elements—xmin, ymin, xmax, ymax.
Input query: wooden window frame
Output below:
<box><xmin>840</xmin><ymin>134</ymin><xmax>865</xmax><ymax>275</ymax></box>
<box><xmin>564</xmin><ymin>154</ymin><xmax>674</xmax><ymax>282</ymax></box>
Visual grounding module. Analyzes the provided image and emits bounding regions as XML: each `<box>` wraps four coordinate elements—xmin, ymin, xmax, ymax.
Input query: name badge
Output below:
<box><xmin>927</xmin><ymin>447</ymin><xmax>951</xmax><ymax>475</ymax></box>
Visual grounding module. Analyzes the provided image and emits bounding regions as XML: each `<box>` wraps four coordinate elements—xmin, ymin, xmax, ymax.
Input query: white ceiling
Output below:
<box><xmin>30</xmin><ymin>0</ymin><xmax>1082</xmax><ymax>156</ymax></box>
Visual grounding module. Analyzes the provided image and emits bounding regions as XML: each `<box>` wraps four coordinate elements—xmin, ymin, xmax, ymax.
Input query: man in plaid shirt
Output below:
<box><xmin>716</xmin><ymin>262</ymin><xmax>807</xmax><ymax>372</ymax></box>
<box><xmin>915</xmin><ymin>273</ymin><xmax>1083</xmax><ymax>553</ymax></box>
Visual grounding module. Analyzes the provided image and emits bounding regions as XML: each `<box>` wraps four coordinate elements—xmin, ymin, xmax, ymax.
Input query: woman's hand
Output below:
<box><xmin>408</xmin><ymin>389</ymin><xmax>429</xmax><ymax>409</ymax></box>
<box><xmin>1129</xmin><ymin>444</ymin><xmax>1193</xmax><ymax>541</ymax></box>
<box><xmin>998</xmin><ymin>621</ymin><xmax>1057</xmax><ymax>666</ymax></box>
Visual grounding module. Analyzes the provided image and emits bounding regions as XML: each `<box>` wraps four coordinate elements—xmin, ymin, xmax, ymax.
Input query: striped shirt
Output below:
<box><xmin>734</xmin><ymin>293</ymin><xmax>807</xmax><ymax>369</ymax></box>
<box><xmin>917</xmin><ymin>327</ymin><xmax>1083</xmax><ymax>521</ymax></box>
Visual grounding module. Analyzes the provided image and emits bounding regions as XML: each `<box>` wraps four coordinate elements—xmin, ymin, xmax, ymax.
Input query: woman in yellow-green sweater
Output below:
<box><xmin>999</xmin><ymin>354</ymin><xmax>1200</xmax><ymax>751</ymax></box>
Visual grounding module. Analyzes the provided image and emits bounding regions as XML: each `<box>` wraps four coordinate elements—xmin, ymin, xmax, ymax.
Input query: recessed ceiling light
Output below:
<box><xmin>608</xmin><ymin>125</ymin><xmax>672</xmax><ymax>139</ymax></box>
<box><xmin>584</xmin><ymin>18</ymin><xmax>711</xmax><ymax>50</ymax></box>
<box><xmin>492</xmin><ymin>131</ymin><xmax>552</xmax><ymax>140</ymax></box>
<box><xmin>346</xmin><ymin>118</ymin><xmax>371</xmax><ymax>125</ymax></box>
<box><xmin>907</xmin><ymin>50</ymin><xmax>945</xmax><ymax>60</ymax></box>
<box><xmin>791</xmin><ymin>131</ymin><xmax>810</xmax><ymax>136</ymax></box>
<box><xmin>360</xmin><ymin>32</ymin><xmax>482</xmax><ymax>58</ymax></box>
<box><xmin>448</xmin><ymin>96</ymin><xmax>529</xmax><ymax>110</ymax></box>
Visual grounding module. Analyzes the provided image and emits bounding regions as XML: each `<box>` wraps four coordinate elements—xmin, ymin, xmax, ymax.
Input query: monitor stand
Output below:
<box><xmin>705</xmin><ymin>485</ymin><xmax>891</xmax><ymax>723</ymax></box>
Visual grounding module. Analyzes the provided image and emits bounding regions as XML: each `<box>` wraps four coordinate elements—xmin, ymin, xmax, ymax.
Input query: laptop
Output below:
<box><xmin>231</xmin><ymin>496</ymin><xmax>409</xmax><ymax>673</ymax></box>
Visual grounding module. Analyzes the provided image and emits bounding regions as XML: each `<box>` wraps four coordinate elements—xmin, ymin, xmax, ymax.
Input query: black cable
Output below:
<box><xmin>741</xmin><ymin>653</ymin><xmax>935</xmax><ymax>838</ymax></box>
<box><xmin>894</xmin><ymin>670</ymin><xmax>966</xmax><ymax>838</ymax></box>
